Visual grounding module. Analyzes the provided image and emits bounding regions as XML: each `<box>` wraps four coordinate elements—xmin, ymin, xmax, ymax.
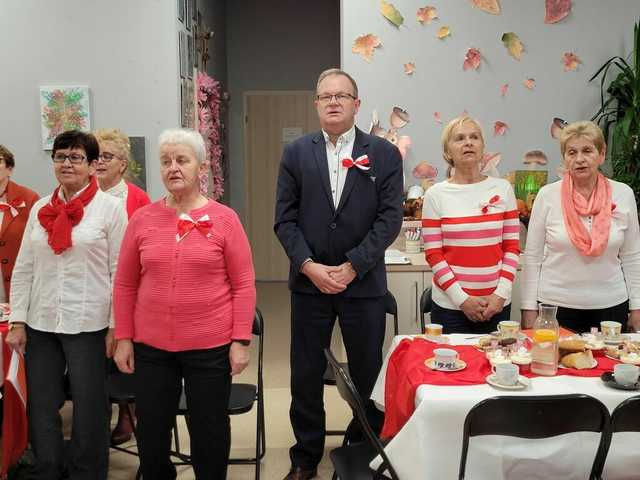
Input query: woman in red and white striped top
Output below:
<box><xmin>422</xmin><ymin>116</ymin><xmax>520</xmax><ymax>333</ymax></box>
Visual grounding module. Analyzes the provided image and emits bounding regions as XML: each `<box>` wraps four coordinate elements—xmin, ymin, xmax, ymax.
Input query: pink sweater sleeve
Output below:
<box><xmin>224</xmin><ymin>212</ymin><xmax>257</xmax><ymax>340</ymax></box>
<box><xmin>113</xmin><ymin>214</ymin><xmax>143</xmax><ymax>340</ymax></box>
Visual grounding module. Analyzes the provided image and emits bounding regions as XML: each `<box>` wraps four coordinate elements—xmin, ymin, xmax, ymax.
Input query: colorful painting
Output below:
<box><xmin>39</xmin><ymin>86</ymin><xmax>91</xmax><ymax>150</ymax></box>
<box><xmin>514</xmin><ymin>170</ymin><xmax>548</xmax><ymax>222</ymax></box>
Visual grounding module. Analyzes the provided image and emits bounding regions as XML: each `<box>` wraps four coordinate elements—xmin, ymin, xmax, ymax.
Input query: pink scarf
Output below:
<box><xmin>561</xmin><ymin>172</ymin><xmax>612</xmax><ymax>257</ymax></box>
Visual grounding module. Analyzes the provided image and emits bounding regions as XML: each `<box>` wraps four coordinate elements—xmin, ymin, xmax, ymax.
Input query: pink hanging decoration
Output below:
<box><xmin>196</xmin><ymin>71</ymin><xmax>224</xmax><ymax>200</ymax></box>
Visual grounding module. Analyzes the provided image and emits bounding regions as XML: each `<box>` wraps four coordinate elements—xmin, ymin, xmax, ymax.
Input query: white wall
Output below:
<box><xmin>0</xmin><ymin>0</ymin><xmax>179</xmax><ymax>200</ymax></box>
<box><xmin>341</xmin><ymin>0</ymin><xmax>639</xmax><ymax>186</ymax></box>
<box><xmin>226</xmin><ymin>0</ymin><xmax>340</xmax><ymax>219</ymax></box>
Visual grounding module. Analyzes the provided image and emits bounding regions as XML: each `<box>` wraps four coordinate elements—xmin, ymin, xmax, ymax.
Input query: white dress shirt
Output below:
<box><xmin>9</xmin><ymin>187</ymin><xmax>128</xmax><ymax>332</ymax></box>
<box><xmin>104</xmin><ymin>178</ymin><xmax>128</xmax><ymax>205</ymax></box>
<box><xmin>323</xmin><ymin>125</ymin><xmax>356</xmax><ymax>207</ymax></box>
<box><xmin>520</xmin><ymin>179</ymin><xmax>640</xmax><ymax>310</ymax></box>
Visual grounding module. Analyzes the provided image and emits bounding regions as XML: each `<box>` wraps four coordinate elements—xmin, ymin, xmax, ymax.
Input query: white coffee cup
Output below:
<box><xmin>433</xmin><ymin>348</ymin><xmax>458</xmax><ymax>370</ymax></box>
<box><xmin>425</xmin><ymin>323</ymin><xmax>443</xmax><ymax>336</ymax></box>
<box><xmin>492</xmin><ymin>362</ymin><xmax>519</xmax><ymax>386</ymax></box>
<box><xmin>601</xmin><ymin>321</ymin><xmax>622</xmax><ymax>339</ymax></box>
<box><xmin>614</xmin><ymin>364</ymin><xmax>640</xmax><ymax>386</ymax></box>
<box><xmin>498</xmin><ymin>320</ymin><xmax>520</xmax><ymax>338</ymax></box>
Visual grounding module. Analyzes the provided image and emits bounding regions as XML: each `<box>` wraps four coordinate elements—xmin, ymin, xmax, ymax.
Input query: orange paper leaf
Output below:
<box><xmin>500</xmin><ymin>83</ymin><xmax>509</xmax><ymax>96</ymax></box>
<box><xmin>523</xmin><ymin>78</ymin><xmax>535</xmax><ymax>90</ymax></box>
<box><xmin>437</xmin><ymin>26</ymin><xmax>451</xmax><ymax>39</ymax></box>
<box><xmin>545</xmin><ymin>0</ymin><xmax>571</xmax><ymax>24</ymax></box>
<box><xmin>494</xmin><ymin>121</ymin><xmax>508</xmax><ymax>136</ymax></box>
<box><xmin>470</xmin><ymin>0</ymin><xmax>501</xmax><ymax>15</ymax></box>
<box><xmin>381</xmin><ymin>0</ymin><xmax>404</xmax><ymax>27</ymax></box>
<box><xmin>433</xmin><ymin>111</ymin><xmax>442</xmax><ymax>124</ymax></box>
<box><xmin>463</xmin><ymin>48</ymin><xmax>482</xmax><ymax>71</ymax></box>
<box><xmin>417</xmin><ymin>6</ymin><xmax>438</xmax><ymax>24</ymax></box>
<box><xmin>352</xmin><ymin>34</ymin><xmax>382</xmax><ymax>62</ymax></box>
<box><xmin>404</xmin><ymin>62</ymin><xmax>416</xmax><ymax>74</ymax></box>
<box><xmin>563</xmin><ymin>52</ymin><xmax>582</xmax><ymax>71</ymax></box>
<box><xmin>501</xmin><ymin>32</ymin><xmax>524</xmax><ymax>60</ymax></box>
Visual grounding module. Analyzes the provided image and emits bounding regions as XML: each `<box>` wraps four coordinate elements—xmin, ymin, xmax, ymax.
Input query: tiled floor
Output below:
<box><xmin>71</xmin><ymin>281</ymin><xmax>351</xmax><ymax>479</ymax></box>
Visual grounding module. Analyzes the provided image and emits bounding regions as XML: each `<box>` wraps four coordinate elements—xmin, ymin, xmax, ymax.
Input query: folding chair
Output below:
<box><xmin>419</xmin><ymin>287</ymin><xmax>432</xmax><ymax>334</ymax></box>
<box><xmin>595</xmin><ymin>394</ymin><xmax>640</xmax><ymax>474</ymax></box>
<box><xmin>459</xmin><ymin>394</ymin><xmax>611</xmax><ymax>480</ymax></box>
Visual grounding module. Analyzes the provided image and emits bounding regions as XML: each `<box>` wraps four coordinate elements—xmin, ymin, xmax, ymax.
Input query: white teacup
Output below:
<box><xmin>492</xmin><ymin>362</ymin><xmax>519</xmax><ymax>386</ymax></box>
<box><xmin>614</xmin><ymin>364</ymin><xmax>640</xmax><ymax>386</ymax></box>
<box><xmin>498</xmin><ymin>320</ymin><xmax>521</xmax><ymax>339</ymax></box>
<box><xmin>433</xmin><ymin>348</ymin><xmax>458</xmax><ymax>370</ymax></box>
<box><xmin>425</xmin><ymin>323</ymin><xmax>443</xmax><ymax>336</ymax></box>
<box><xmin>601</xmin><ymin>321</ymin><xmax>622</xmax><ymax>339</ymax></box>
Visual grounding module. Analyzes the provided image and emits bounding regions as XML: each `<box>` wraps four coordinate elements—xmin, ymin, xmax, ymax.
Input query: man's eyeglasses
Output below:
<box><xmin>316</xmin><ymin>93</ymin><xmax>356</xmax><ymax>105</ymax></box>
<box><xmin>98</xmin><ymin>152</ymin><xmax>120</xmax><ymax>163</ymax></box>
<box><xmin>51</xmin><ymin>153</ymin><xmax>86</xmax><ymax>164</ymax></box>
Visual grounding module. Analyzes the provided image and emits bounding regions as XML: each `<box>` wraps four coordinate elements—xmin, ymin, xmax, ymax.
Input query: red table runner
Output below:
<box><xmin>381</xmin><ymin>337</ymin><xmax>620</xmax><ymax>438</ymax></box>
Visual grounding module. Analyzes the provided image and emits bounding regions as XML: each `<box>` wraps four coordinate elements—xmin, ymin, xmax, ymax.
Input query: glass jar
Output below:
<box><xmin>530</xmin><ymin>304</ymin><xmax>559</xmax><ymax>376</ymax></box>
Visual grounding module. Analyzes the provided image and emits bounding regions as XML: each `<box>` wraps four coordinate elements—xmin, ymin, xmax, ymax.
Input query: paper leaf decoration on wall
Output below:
<box><xmin>563</xmin><ymin>52</ymin><xmax>582</xmax><ymax>71</ymax></box>
<box><xmin>390</xmin><ymin>107</ymin><xmax>410</xmax><ymax>129</ymax></box>
<box><xmin>470</xmin><ymin>0</ymin><xmax>500</xmax><ymax>15</ymax></box>
<box><xmin>463</xmin><ymin>48</ymin><xmax>482</xmax><ymax>71</ymax></box>
<box><xmin>545</xmin><ymin>0</ymin><xmax>571</xmax><ymax>24</ymax></box>
<box><xmin>523</xmin><ymin>150</ymin><xmax>548</xmax><ymax>165</ymax></box>
<box><xmin>494</xmin><ymin>121</ymin><xmax>508</xmax><ymax>136</ymax></box>
<box><xmin>434</xmin><ymin>111</ymin><xmax>442</xmax><ymax>124</ymax></box>
<box><xmin>417</xmin><ymin>6</ymin><xmax>438</xmax><ymax>24</ymax></box>
<box><xmin>404</xmin><ymin>62</ymin><xmax>416</xmax><ymax>74</ymax></box>
<box><xmin>381</xmin><ymin>0</ymin><xmax>404</xmax><ymax>27</ymax></box>
<box><xmin>500</xmin><ymin>84</ymin><xmax>509</xmax><ymax>96</ymax></box>
<box><xmin>501</xmin><ymin>32</ymin><xmax>524</xmax><ymax>60</ymax></box>
<box><xmin>481</xmin><ymin>152</ymin><xmax>502</xmax><ymax>177</ymax></box>
<box><xmin>413</xmin><ymin>161</ymin><xmax>438</xmax><ymax>179</ymax></box>
<box><xmin>550</xmin><ymin>117</ymin><xmax>568</xmax><ymax>139</ymax></box>
<box><xmin>352</xmin><ymin>34</ymin><xmax>382</xmax><ymax>62</ymax></box>
<box><xmin>437</xmin><ymin>26</ymin><xmax>451</xmax><ymax>39</ymax></box>
<box><xmin>397</xmin><ymin>136</ymin><xmax>411</xmax><ymax>159</ymax></box>
<box><xmin>523</xmin><ymin>78</ymin><xmax>536</xmax><ymax>90</ymax></box>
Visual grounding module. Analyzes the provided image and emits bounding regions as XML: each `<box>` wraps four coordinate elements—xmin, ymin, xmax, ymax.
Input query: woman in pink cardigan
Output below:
<box><xmin>113</xmin><ymin>129</ymin><xmax>256</xmax><ymax>479</ymax></box>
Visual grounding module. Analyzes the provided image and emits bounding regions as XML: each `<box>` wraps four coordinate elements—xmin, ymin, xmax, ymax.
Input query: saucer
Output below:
<box><xmin>601</xmin><ymin>371</ymin><xmax>640</xmax><ymax>391</ymax></box>
<box><xmin>486</xmin><ymin>374</ymin><xmax>530</xmax><ymax>390</ymax></box>
<box><xmin>425</xmin><ymin>358</ymin><xmax>467</xmax><ymax>372</ymax></box>
<box><xmin>604</xmin><ymin>335</ymin><xmax>629</xmax><ymax>346</ymax></box>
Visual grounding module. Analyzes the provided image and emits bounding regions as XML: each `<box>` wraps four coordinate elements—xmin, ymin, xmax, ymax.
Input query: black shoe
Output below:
<box><xmin>282</xmin><ymin>466</ymin><xmax>318</xmax><ymax>480</ymax></box>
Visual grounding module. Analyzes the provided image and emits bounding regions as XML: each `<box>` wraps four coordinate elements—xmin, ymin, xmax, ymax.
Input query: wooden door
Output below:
<box><xmin>244</xmin><ymin>91</ymin><xmax>319</xmax><ymax>281</ymax></box>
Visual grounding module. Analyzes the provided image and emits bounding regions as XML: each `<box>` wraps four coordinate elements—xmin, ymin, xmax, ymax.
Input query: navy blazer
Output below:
<box><xmin>274</xmin><ymin>127</ymin><xmax>403</xmax><ymax>297</ymax></box>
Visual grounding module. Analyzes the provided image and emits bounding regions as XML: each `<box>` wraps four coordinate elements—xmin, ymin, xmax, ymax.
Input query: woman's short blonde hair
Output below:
<box><xmin>441</xmin><ymin>115</ymin><xmax>485</xmax><ymax>166</ymax></box>
<box><xmin>93</xmin><ymin>128</ymin><xmax>131</xmax><ymax>167</ymax></box>
<box><xmin>559</xmin><ymin>121</ymin><xmax>606</xmax><ymax>156</ymax></box>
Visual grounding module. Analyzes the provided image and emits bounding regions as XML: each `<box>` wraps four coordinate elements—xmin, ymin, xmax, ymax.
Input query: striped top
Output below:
<box><xmin>421</xmin><ymin>176</ymin><xmax>520</xmax><ymax>310</ymax></box>
<box><xmin>113</xmin><ymin>199</ymin><xmax>256</xmax><ymax>352</ymax></box>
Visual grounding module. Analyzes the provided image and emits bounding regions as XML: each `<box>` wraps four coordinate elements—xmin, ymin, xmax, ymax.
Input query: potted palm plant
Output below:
<box><xmin>590</xmin><ymin>21</ymin><xmax>640</xmax><ymax>208</ymax></box>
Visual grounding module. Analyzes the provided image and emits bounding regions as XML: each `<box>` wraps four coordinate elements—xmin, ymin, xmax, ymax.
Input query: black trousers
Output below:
<box><xmin>133</xmin><ymin>342</ymin><xmax>231</xmax><ymax>480</ymax></box>
<box><xmin>25</xmin><ymin>326</ymin><xmax>109</xmax><ymax>480</ymax></box>
<box><xmin>556</xmin><ymin>300</ymin><xmax>630</xmax><ymax>333</ymax></box>
<box><xmin>289</xmin><ymin>292</ymin><xmax>386</xmax><ymax>470</ymax></box>
<box><xmin>431</xmin><ymin>302</ymin><xmax>512</xmax><ymax>334</ymax></box>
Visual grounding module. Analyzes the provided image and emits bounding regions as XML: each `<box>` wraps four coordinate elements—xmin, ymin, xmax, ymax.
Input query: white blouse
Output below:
<box><xmin>9</xmin><ymin>188</ymin><xmax>127</xmax><ymax>333</ymax></box>
<box><xmin>520</xmin><ymin>179</ymin><xmax>640</xmax><ymax>311</ymax></box>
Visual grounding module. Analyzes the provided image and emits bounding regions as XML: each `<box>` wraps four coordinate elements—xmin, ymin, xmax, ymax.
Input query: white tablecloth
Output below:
<box><xmin>371</xmin><ymin>334</ymin><xmax>640</xmax><ymax>480</ymax></box>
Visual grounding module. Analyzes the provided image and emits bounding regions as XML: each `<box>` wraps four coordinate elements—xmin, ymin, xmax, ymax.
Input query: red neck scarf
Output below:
<box><xmin>37</xmin><ymin>176</ymin><xmax>99</xmax><ymax>254</ymax></box>
<box><xmin>560</xmin><ymin>172</ymin><xmax>612</xmax><ymax>257</ymax></box>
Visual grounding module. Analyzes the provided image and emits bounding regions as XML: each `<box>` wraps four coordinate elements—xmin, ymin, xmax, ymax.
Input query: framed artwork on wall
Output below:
<box><xmin>127</xmin><ymin>136</ymin><xmax>147</xmax><ymax>191</ymax></box>
<box><xmin>39</xmin><ymin>86</ymin><xmax>91</xmax><ymax>150</ymax></box>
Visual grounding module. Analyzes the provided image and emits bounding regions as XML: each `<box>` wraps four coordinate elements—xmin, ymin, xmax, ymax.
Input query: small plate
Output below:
<box><xmin>486</xmin><ymin>374</ymin><xmax>530</xmax><ymax>390</ymax></box>
<box><xmin>601</xmin><ymin>371</ymin><xmax>640</xmax><ymax>391</ymax></box>
<box><xmin>604</xmin><ymin>335</ymin><xmax>629</xmax><ymax>346</ymax></box>
<box><xmin>559</xmin><ymin>358</ymin><xmax>598</xmax><ymax>369</ymax></box>
<box><xmin>425</xmin><ymin>357</ymin><xmax>467</xmax><ymax>372</ymax></box>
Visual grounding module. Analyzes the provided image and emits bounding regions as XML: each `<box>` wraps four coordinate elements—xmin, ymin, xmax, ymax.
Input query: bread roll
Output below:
<box><xmin>561</xmin><ymin>350</ymin><xmax>594</xmax><ymax>369</ymax></box>
<box><xmin>559</xmin><ymin>339</ymin><xmax>587</xmax><ymax>355</ymax></box>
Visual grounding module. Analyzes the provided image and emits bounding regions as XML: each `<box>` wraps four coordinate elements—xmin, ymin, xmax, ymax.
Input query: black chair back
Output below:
<box><xmin>595</xmin><ymin>395</ymin><xmax>640</xmax><ymax>474</ymax></box>
<box><xmin>383</xmin><ymin>290</ymin><xmax>399</xmax><ymax>336</ymax></box>
<box><xmin>324</xmin><ymin>348</ymin><xmax>399</xmax><ymax>480</ymax></box>
<box><xmin>419</xmin><ymin>287</ymin><xmax>432</xmax><ymax>333</ymax></box>
<box><xmin>459</xmin><ymin>394</ymin><xmax>611</xmax><ymax>480</ymax></box>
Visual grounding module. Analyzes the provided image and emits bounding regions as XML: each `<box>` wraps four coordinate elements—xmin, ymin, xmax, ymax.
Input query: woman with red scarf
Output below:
<box><xmin>5</xmin><ymin>130</ymin><xmax>127</xmax><ymax>479</ymax></box>
<box><xmin>521</xmin><ymin>121</ymin><xmax>640</xmax><ymax>333</ymax></box>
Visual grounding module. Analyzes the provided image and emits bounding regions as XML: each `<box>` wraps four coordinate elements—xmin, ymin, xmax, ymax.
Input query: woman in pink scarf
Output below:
<box><xmin>521</xmin><ymin>121</ymin><xmax>640</xmax><ymax>333</ymax></box>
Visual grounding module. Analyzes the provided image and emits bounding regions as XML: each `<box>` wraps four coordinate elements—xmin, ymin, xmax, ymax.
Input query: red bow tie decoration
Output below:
<box><xmin>342</xmin><ymin>154</ymin><xmax>371</xmax><ymax>171</ymax></box>
<box><xmin>480</xmin><ymin>195</ymin><xmax>501</xmax><ymax>214</ymax></box>
<box><xmin>176</xmin><ymin>213</ymin><xmax>213</xmax><ymax>242</ymax></box>
<box><xmin>0</xmin><ymin>199</ymin><xmax>26</xmax><ymax>218</ymax></box>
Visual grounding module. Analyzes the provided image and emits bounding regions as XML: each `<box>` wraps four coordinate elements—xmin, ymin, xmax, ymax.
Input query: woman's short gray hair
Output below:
<box><xmin>158</xmin><ymin>129</ymin><xmax>206</xmax><ymax>164</ymax></box>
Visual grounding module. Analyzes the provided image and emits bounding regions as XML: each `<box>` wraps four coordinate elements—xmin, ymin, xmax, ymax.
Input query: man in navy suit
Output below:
<box><xmin>274</xmin><ymin>69</ymin><xmax>403</xmax><ymax>480</ymax></box>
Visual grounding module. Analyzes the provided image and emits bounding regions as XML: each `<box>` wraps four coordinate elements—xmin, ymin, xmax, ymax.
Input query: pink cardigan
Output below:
<box><xmin>126</xmin><ymin>182</ymin><xmax>151</xmax><ymax>218</ymax></box>
<box><xmin>113</xmin><ymin>199</ymin><xmax>256</xmax><ymax>352</ymax></box>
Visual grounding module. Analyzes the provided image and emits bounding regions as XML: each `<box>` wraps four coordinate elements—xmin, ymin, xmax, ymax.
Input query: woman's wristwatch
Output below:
<box><xmin>8</xmin><ymin>322</ymin><xmax>26</xmax><ymax>331</ymax></box>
